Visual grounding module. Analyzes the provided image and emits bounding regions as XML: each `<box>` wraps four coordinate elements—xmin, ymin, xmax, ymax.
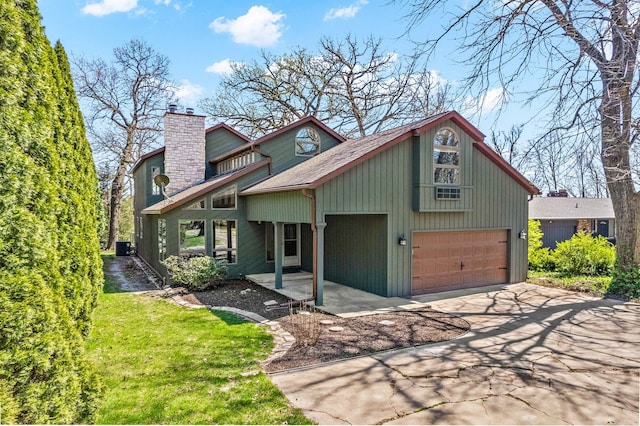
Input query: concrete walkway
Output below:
<box><xmin>246</xmin><ymin>272</ymin><xmax>433</xmax><ymax>317</ymax></box>
<box><xmin>269</xmin><ymin>283</ymin><xmax>640</xmax><ymax>425</ymax></box>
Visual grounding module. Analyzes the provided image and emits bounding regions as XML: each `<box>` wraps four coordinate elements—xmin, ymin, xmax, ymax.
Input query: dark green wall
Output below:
<box><xmin>325</xmin><ymin>214</ymin><xmax>388</xmax><ymax>296</ymax></box>
<box><xmin>205</xmin><ymin>128</ymin><xmax>251</xmax><ymax>178</ymax></box>
<box><xmin>315</xmin><ymin>119</ymin><xmax>530</xmax><ymax>297</ymax></box>
<box><xmin>133</xmin><ymin>151</ymin><xmax>164</xmax><ymax>266</ymax></box>
<box><xmin>257</xmin><ymin>123</ymin><xmax>342</xmax><ymax>175</ymax></box>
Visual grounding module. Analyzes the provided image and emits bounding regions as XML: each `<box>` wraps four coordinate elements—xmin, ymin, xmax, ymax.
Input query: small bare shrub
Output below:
<box><xmin>287</xmin><ymin>301</ymin><xmax>321</xmax><ymax>346</ymax></box>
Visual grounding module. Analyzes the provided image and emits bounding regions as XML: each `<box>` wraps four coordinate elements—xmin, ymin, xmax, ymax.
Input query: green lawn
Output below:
<box><xmin>87</xmin><ymin>274</ymin><xmax>312</xmax><ymax>424</ymax></box>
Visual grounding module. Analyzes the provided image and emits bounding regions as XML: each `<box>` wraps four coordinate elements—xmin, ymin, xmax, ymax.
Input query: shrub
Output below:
<box><xmin>552</xmin><ymin>232</ymin><xmax>615</xmax><ymax>276</ymax></box>
<box><xmin>527</xmin><ymin>220</ymin><xmax>554</xmax><ymax>271</ymax></box>
<box><xmin>161</xmin><ymin>255</ymin><xmax>228</xmax><ymax>290</ymax></box>
<box><xmin>0</xmin><ymin>2</ymin><xmax>102</xmax><ymax>422</ymax></box>
<box><xmin>608</xmin><ymin>250</ymin><xmax>640</xmax><ymax>300</ymax></box>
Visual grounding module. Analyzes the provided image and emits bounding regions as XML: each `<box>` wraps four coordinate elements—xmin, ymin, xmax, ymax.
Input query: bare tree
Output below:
<box><xmin>489</xmin><ymin>124</ymin><xmax>528</xmax><ymax>169</ymax></box>
<box><xmin>401</xmin><ymin>1</ymin><xmax>640</xmax><ymax>268</ymax></box>
<box><xmin>74</xmin><ymin>38</ymin><xmax>173</xmax><ymax>250</ymax></box>
<box><xmin>199</xmin><ymin>35</ymin><xmax>457</xmax><ymax>138</ymax></box>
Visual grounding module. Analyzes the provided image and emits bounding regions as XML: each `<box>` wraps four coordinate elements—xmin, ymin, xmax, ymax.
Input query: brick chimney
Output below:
<box><xmin>163</xmin><ymin>105</ymin><xmax>205</xmax><ymax>193</ymax></box>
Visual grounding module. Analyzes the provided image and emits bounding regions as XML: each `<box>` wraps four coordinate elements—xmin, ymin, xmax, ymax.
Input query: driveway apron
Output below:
<box><xmin>269</xmin><ymin>283</ymin><xmax>640</xmax><ymax>425</ymax></box>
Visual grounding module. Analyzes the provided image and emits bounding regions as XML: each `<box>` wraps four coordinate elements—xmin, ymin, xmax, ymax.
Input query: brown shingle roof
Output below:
<box><xmin>241</xmin><ymin>111</ymin><xmax>539</xmax><ymax>195</ymax></box>
<box><xmin>142</xmin><ymin>159</ymin><xmax>270</xmax><ymax>214</ymax></box>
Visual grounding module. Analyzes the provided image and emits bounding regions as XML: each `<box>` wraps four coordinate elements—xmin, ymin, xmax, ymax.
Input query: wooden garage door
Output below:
<box><xmin>411</xmin><ymin>230</ymin><xmax>509</xmax><ymax>295</ymax></box>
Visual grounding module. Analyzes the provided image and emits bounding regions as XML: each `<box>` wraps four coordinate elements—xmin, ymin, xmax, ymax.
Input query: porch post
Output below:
<box><xmin>273</xmin><ymin>222</ymin><xmax>283</xmax><ymax>289</ymax></box>
<box><xmin>315</xmin><ymin>221</ymin><xmax>327</xmax><ymax>306</ymax></box>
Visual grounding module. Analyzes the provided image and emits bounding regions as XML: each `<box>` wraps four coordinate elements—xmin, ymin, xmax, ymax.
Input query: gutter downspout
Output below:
<box><xmin>301</xmin><ymin>188</ymin><xmax>318</xmax><ymax>302</ymax></box>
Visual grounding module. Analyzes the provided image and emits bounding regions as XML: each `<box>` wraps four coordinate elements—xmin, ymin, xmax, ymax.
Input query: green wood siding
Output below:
<box><xmin>316</xmin><ymin>119</ymin><xmax>529</xmax><ymax>297</ymax></box>
<box><xmin>205</xmin><ymin>128</ymin><xmax>250</xmax><ymax>178</ymax></box>
<box><xmin>245</xmin><ymin>191</ymin><xmax>311</xmax><ymax>223</ymax></box>
<box><xmin>257</xmin><ymin>124</ymin><xmax>342</xmax><ymax>175</ymax></box>
<box><xmin>413</xmin><ymin>122</ymin><xmax>474</xmax><ymax>211</ymax></box>
<box><xmin>133</xmin><ymin>152</ymin><xmax>164</xmax><ymax>264</ymax></box>
<box><xmin>140</xmin><ymin>166</ymin><xmax>274</xmax><ymax>279</ymax></box>
<box><xmin>325</xmin><ymin>214</ymin><xmax>388</xmax><ymax>296</ymax></box>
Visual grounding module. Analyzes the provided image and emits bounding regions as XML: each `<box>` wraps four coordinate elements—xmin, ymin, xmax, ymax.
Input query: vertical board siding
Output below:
<box><xmin>258</xmin><ymin>124</ymin><xmax>342</xmax><ymax>175</ymax></box>
<box><xmin>317</xmin><ymin>118</ymin><xmax>530</xmax><ymax>297</ymax></box>
<box><xmin>141</xmin><ymin>167</ymin><xmax>274</xmax><ymax>279</ymax></box>
<box><xmin>325</xmin><ymin>214</ymin><xmax>388</xmax><ymax>296</ymax></box>
<box><xmin>245</xmin><ymin>191</ymin><xmax>311</xmax><ymax>223</ymax></box>
<box><xmin>540</xmin><ymin>220</ymin><xmax>577</xmax><ymax>249</ymax></box>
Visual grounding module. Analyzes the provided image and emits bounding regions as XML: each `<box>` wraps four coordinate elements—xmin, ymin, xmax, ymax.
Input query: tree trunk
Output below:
<box><xmin>600</xmin><ymin>79</ymin><xmax>640</xmax><ymax>267</ymax></box>
<box><xmin>106</xmin><ymin>132</ymin><xmax>135</xmax><ymax>251</ymax></box>
<box><xmin>106</xmin><ymin>162</ymin><xmax>127</xmax><ymax>250</ymax></box>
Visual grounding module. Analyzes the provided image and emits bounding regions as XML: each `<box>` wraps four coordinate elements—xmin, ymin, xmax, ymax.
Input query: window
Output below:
<box><xmin>433</xmin><ymin>128</ymin><xmax>460</xmax><ymax>185</ymax></box>
<box><xmin>138</xmin><ymin>217</ymin><xmax>143</xmax><ymax>239</ymax></box>
<box><xmin>158</xmin><ymin>219</ymin><xmax>166</xmax><ymax>260</ymax></box>
<box><xmin>186</xmin><ymin>199</ymin><xmax>206</xmax><ymax>209</ymax></box>
<box><xmin>265</xmin><ymin>223</ymin><xmax>274</xmax><ymax>262</ymax></box>
<box><xmin>151</xmin><ymin>166</ymin><xmax>161</xmax><ymax>195</ymax></box>
<box><xmin>212</xmin><ymin>186</ymin><xmax>236</xmax><ymax>209</ymax></box>
<box><xmin>295</xmin><ymin>127</ymin><xmax>321</xmax><ymax>156</ymax></box>
<box><xmin>179</xmin><ymin>220</ymin><xmax>205</xmax><ymax>256</ymax></box>
<box><xmin>213</xmin><ymin>220</ymin><xmax>237</xmax><ymax>264</ymax></box>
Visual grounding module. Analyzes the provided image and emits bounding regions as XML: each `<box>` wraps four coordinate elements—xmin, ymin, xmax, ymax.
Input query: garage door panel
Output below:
<box><xmin>412</xmin><ymin>230</ymin><xmax>509</xmax><ymax>295</ymax></box>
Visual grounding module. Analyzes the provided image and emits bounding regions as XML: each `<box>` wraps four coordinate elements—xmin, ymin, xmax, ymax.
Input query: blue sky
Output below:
<box><xmin>39</xmin><ymin>0</ymin><xmax>519</xmax><ymax>132</ymax></box>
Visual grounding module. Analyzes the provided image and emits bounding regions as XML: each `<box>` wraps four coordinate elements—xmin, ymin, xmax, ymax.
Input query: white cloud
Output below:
<box><xmin>462</xmin><ymin>87</ymin><xmax>505</xmax><ymax>117</ymax></box>
<box><xmin>324</xmin><ymin>0</ymin><xmax>368</xmax><ymax>21</ymax></box>
<box><xmin>82</xmin><ymin>0</ymin><xmax>138</xmax><ymax>16</ymax></box>
<box><xmin>172</xmin><ymin>79</ymin><xmax>204</xmax><ymax>106</ymax></box>
<box><xmin>209</xmin><ymin>6</ymin><xmax>285</xmax><ymax>47</ymax></box>
<box><xmin>205</xmin><ymin>59</ymin><xmax>242</xmax><ymax>75</ymax></box>
<box><xmin>154</xmin><ymin>0</ymin><xmax>170</xmax><ymax>4</ymax></box>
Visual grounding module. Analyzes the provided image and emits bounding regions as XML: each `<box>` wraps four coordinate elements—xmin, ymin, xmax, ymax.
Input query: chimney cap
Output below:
<box><xmin>186</xmin><ymin>107</ymin><xmax>194</xmax><ymax>115</ymax></box>
<box><xmin>168</xmin><ymin>103</ymin><xmax>178</xmax><ymax>113</ymax></box>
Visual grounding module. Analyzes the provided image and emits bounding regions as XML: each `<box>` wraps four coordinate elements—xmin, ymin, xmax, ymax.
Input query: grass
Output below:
<box><xmin>527</xmin><ymin>270</ymin><xmax>611</xmax><ymax>296</ymax></box>
<box><xmin>87</xmin><ymin>273</ymin><xmax>312</xmax><ymax>424</ymax></box>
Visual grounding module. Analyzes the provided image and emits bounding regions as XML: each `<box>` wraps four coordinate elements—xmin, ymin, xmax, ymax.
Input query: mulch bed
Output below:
<box><xmin>264</xmin><ymin>309</ymin><xmax>469</xmax><ymax>372</ymax></box>
<box><xmin>172</xmin><ymin>278</ymin><xmax>470</xmax><ymax>372</ymax></box>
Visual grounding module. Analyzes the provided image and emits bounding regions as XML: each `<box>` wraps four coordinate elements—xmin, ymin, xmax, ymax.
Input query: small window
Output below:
<box><xmin>435</xmin><ymin>186</ymin><xmax>461</xmax><ymax>199</ymax></box>
<box><xmin>158</xmin><ymin>219</ymin><xmax>167</xmax><ymax>260</ymax></box>
<box><xmin>433</xmin><ymin>128</ymin><xmax>460</xmax><ymax>185</ymax></box>
<box><xmin>151</xmin><ymin>166</ymin><xmax>161</xmax><ymax>195</ymax></box>
<box><xmin>213</xmin><ymin>220</ymin><xmax>237</xmax><ymax>264</ymax></box>
<box><xmin>295</xmin><ymin>127</ymin><xmax>321</xmax><ymax>156</ymax></box>
<box><xmin>212</xmin><ymin>186</ymin><xmax>236</xmax><ymax>210</ymax></box>
<box><xmin>185</xmin><ymin>199</ymin><xmax>206</xmax><ymax>210</ymax></box>
<box><xmin>179</xmin><ymin>220</ymin><xmax>205</xmax><ymax>256</ymax></box>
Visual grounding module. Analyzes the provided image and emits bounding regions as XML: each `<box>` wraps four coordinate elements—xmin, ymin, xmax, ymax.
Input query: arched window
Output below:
<box><xmin>433</xmin><ymin>128</ymin><xmax>460</xmax><ymax>184</ymax></box>
<box><xmin>295</xmin><ymin>127</ymin><xmax>321</xmax><ymax>156</ymax></box>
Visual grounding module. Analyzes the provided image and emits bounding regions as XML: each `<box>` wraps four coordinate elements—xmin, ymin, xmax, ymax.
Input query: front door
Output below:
<box><xmin>283</xmin><ymin>223</ymin><xmax>301</xmax><ymax>267</ymax></box>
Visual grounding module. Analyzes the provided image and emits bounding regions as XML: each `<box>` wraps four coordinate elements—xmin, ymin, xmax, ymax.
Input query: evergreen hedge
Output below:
<box><xmin>0</xmin><ymin>0</ymin><xmax>103</xmax><ymax>422</ymax></box>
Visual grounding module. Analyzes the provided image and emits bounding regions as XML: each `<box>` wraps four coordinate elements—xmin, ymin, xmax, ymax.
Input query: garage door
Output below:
<box><xmin>412</xmin><ymin>230</ymin><xmax>509</xmax><ymax>295</ymax></box>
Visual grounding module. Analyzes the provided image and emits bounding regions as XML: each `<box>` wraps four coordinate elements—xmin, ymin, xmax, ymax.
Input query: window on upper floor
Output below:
<box><xmin>212</xmin><ymin>186</ymin><xmax>236</xmax><ymax>210</ymax></box>
<box><xmin>433</xmin><ymin>127</ymin><xmax>460</xmax><ymax>185</ymax></box>
<box><xmin>151</xmin><ymin>166</ymin><xmax>161</xmax><ymax>195</ymax></box>
<box><xmin>185</xmin><ymin>199</ymin><xmax>206</xmax><ymax>210</ymax></box>
<box><xmin>295</xmin><ymin>127</ymin><xmax>321</xmax><ymax>156</ymax></box>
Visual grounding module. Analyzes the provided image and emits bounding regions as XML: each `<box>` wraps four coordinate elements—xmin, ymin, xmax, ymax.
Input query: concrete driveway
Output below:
<box><xmin>269</xmin><ymin>283</ymin><xmax>640</xmax><ymax>425</ymax></box>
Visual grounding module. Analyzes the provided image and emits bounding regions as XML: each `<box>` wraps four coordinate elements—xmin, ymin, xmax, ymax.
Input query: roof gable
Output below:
<box><xmin>241</xmin><ymin>111</ymin><xmax>539</xmax><ymax>195</ymax></box>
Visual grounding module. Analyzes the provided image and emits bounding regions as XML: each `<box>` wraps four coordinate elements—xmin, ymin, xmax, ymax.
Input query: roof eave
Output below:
<box><xmin>143</xmin><ymin>159</ymin><xmax>271</xmax><ymax>214</ymax></box>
